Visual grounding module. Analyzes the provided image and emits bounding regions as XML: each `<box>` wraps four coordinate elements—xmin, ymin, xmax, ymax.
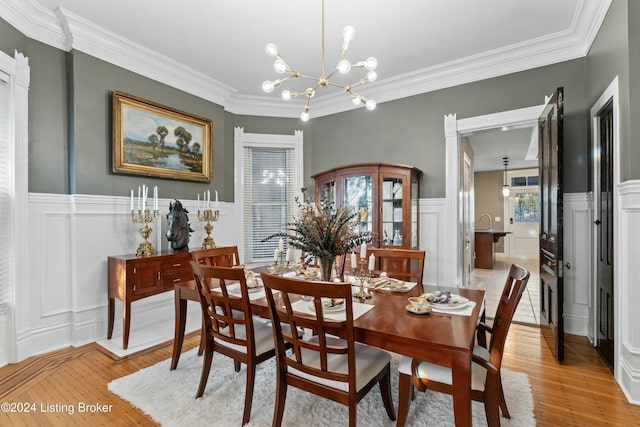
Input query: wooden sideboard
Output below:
<box><xmin>107</xmin><ymin>250</ymin><xmax>194</xmax><ymax>349</ymax></box>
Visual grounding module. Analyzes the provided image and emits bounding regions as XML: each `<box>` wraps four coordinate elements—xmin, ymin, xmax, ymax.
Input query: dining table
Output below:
<box><xmin>170</xmin><ymin>271</ymin><xmax>485</xmax><ymax>427</ymax></box>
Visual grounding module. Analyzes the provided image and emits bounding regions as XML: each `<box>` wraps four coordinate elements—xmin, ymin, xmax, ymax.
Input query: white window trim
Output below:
<box><xmin>234</xmin><ymin>127</ymin><xmax>304</xmax><ymax>265</ymax></box>
<box><xmin>0</xmin><ymin>50</ymin><xmax>29</xmax><ymax>366</ymax></box>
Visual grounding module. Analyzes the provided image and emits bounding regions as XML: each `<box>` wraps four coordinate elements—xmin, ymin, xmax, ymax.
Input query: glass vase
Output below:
<box><xmin>319</xmin><ymin>257</ymin><xmax>335</xmax><ymax>282</ymax></box>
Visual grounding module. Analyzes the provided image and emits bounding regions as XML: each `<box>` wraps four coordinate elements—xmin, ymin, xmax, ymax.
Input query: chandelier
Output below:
<box><xmin>261</xmin><ymin>0</ymin><xmax>378</xmax><ymax>121</ymax></box>
<box><xmin>502</xmin><ymin>157</ymin><xmax>510</xmax><ymax>197</ymax></box>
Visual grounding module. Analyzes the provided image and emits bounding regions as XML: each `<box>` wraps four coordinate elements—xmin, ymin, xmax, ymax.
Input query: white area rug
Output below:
<box><xmin>109</xmin><ymin>349</ymin><xmax>535</xmax><ymax>426</ymax></box>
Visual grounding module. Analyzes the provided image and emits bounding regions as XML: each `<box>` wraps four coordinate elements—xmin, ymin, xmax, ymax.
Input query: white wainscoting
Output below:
<box><xmin>563</xmin><ymin>193</ymin><xmax>592</xmax><ymax>336</ymax></box>
<box><xmin>14</xmin><ymin>190</ymin><xmax>631</xmax><ymax>388</ymax></box>
<box><xmin>618</xmin><ymin>181</ymin><xmax>640</xmax><ymax>404</ymax></box>
<box><xmin>418</xmin><ymin>198</ymin><xmax>450</xmax><ymax>286</ymax></box>
<box><xmin>17</xmin><ymin>193</ymin><xmax>240</xmax><ymax>361</ymax></box>
<box><xmin>0</xmin><ymin>303</ymin><xmax>10</xmax><ymax>366</ymax></box>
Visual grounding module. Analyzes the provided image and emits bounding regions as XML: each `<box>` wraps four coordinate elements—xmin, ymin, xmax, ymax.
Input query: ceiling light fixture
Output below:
<box><xmin>262</xmin><ymin>0</ymin><xmax>378</xmax><ymax>121</ymax></box>
<box><xmin>502</xmin><ymin>157</ymin><xmax>510</xmax><ymax>197</ymax></box>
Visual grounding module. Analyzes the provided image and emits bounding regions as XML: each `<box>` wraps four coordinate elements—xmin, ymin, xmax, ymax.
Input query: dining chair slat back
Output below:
<box><xmin>191</xmin><ymin>245</ymin><xmax>240</xmax><ymax>267</ymax></box>
<box><xmin>261</xmin><ymin>272</ymin><xmax>396</xmax><ymax>427</ymax></box>
<box><xmin>396</xmin><ymin>263</ymin><xmax>530</xmax><ymax>427</ymax></box>
<box><xmin>190</xmin><ymin>262</ymin><xmax>276</xmax><ymax>425</ymax></box>
<box><xmin>367</xmin><ymin>248</ymin><xmax>425</xmax><ymax>283</ymax></box>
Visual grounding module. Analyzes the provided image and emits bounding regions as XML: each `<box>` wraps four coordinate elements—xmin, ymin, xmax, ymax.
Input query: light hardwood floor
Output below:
<box><xmin>1</xmin><ymin>326</ymin><xmax>638</xmax><ymax>426</ymax></box>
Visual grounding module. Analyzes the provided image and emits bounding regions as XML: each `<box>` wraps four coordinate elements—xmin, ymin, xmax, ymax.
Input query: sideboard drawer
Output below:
<box><xmin>162</xmin><ymin>253</ymin><xmax>193</xmax><ymax>275</ymax></box>
<box><xmin>163</xmin><ymin>270</ymin><xmax>195</xmax><ymax>288</ymax></box>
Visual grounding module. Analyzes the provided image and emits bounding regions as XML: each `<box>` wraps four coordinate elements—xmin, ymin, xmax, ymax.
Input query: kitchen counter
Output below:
<box><xmin>474</xmin><ymin>230</ymin><xmax>511</xmax><ymax>269</ymax></box>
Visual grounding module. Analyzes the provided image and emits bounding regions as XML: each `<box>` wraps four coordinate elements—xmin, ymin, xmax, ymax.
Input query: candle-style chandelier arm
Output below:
<box><xmin>262</xmin><ymin>0</ymin><xmax>378</xmax><ymax>121</ymax></box>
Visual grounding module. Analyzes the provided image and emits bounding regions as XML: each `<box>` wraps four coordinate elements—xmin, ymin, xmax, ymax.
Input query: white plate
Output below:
<box><xmin>429</xmin><ymin>295</ymin><xmax>470</xmax><ymax>310</ymax></box>
<box><xmin>405</xmin><ymin>304</ymin><xmax>432</xmax><ymax>315</ymax></box>
<box><xmin>309</xmin><ymin>299</ymin><xmax>346</xmax><ymax>312</ymax></box>
<box><xmin>247</xmin><ymin>286</ymin><xmax>263</xmax><ymax>293</ymax></box>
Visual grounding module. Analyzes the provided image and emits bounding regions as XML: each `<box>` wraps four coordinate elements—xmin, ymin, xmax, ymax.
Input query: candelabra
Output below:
<box><xmin>131</xmin><ymin>209</ymin><xmax>160</xmax><ymax>257</ymax></box>
<box><xmin>270</xmin><ymin>251</ymin><xmax>290</xmax><ymax>276</ymax></box>
<box><xmin>197</xmin><ymin>209</ymin><xmax>219</xmax><ymax>249</ymax></box>
<box><xmin>353</xmin><ymin>259</ymin><xmax>372</xmax><ymax>301</ymax></box>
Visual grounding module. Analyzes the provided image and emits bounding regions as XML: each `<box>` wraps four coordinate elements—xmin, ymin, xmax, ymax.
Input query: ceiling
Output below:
<box><xmin>467</xmin><ymin>127</ymin><xmax>538</xmax><ymax>172</ymax></box>
<box><xmin>4</xmin><ymin>0</ymin><xmax>610</xmax><ymax>169</ymax></box>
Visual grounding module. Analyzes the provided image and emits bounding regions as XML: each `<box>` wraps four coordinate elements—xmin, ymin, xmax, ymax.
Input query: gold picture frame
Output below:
<box><xmin>112</xmin><ymin>90</ymin><xmax>212</xmax><ymax>182</ymax></box>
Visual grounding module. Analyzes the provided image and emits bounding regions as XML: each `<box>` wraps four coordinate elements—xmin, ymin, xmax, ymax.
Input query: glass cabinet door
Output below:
<box><xmin>318</xmin><ymin>181</ymin><xmax>336</xmax><ymax>205</ymax></box>
<box><xmin>344</xmin><ymin>175</ymin><xmax>373</xmax><ymax>234</ymax></box>
<box><xmin>382</xmin><ymin>177</ymin><xmax>404</xmax><ymax>246</ymax></box>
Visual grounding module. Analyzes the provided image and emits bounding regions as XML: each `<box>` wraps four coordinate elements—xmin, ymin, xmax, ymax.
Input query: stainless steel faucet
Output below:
<box><xmin>479</xmin><ymin>214</ymin><xmax>492</xmax><ymax>230</ymax></box>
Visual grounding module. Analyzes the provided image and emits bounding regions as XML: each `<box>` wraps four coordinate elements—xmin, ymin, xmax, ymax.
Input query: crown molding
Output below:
<box><xmin>0</xmin><ymin>0</ymin><xmax>66</xmax><ymax>49</ymax></box>
<box><xmin>54</xmin><ymin>7</ymin><xmax>236</xmax><ymax>106</ymax></box>
<box><xmin>0</xmin><ymin>0</ymin><xmax>612</xmax><ymax>119</ymax></box>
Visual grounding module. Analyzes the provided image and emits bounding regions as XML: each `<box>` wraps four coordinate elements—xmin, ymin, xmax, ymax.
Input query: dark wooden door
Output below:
<box><xmin>596</xmin><ymin>100</ymin><xmax>614</xmax><ymax>370</ymax></box>
<box><xmin>539</xmin><ymin>87</ymin><xmax>564</xmax><ymax>362</ymax></box>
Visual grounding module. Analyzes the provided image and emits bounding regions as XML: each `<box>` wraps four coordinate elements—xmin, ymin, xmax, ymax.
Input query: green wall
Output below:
<box><xmin>4</xmin><ymin>5</ymin><xmax>638</xmax><ymax>199</ymax></box>
<box><xmin>0</xmin><ymin>18</ymin><xmax>69</xmax><ymax>193</ymax></box>
<box><xmin>586</xmin><ymin>0</ymin><xmax>631</xmax><ymax>182</ymax></box>
<box><xmin>312</xmin><ymin>59</ymin><xmax>589</xmax><ymax>198</ymax></box>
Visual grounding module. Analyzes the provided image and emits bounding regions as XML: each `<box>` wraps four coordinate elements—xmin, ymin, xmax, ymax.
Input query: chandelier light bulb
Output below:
<box><xmin>265</xmin><ymin>43</ymin><xmax>279</xmax><ymax>58</ymax></box>
<box><xmin>262</xmin><ymin>80</ymin><xmax>275</xmax><ymax>93</ymax></box>
<box><xmin>364</xmin><ymin>57</ymin><xmax>378</xmax><ymax>71</ymax></box>
<box><xmin>342</xmin><ymin>25</ymin><xmax>355</xmax><ymax>50</ymax></box>
<box><xmin>365</xmin><ymin>99</ymin><xmax>377</xmax><ymax>111</ymax></box>
<box><xmin>274</xmin><ymin>59</ymin><xmax>287</xmax><ymax>74</ymax></box>
<box><xmin>502</xmin><ymin>186</ymin><xmax>510</xmax><ymax>197</ymax></box>
<box><xmin>343</xmin><ymin>26</ymin><xmax>356</xmax><ymax>42</ymax></box>
<box><xmin>337</xmin><ymin>59</ymin><xmax>351</xmax><ymax>75</ymax></box>
<box><xmin>261</xmin><ymin>3</ymin><xmax>378</xmax><ymax>120</ymax></box>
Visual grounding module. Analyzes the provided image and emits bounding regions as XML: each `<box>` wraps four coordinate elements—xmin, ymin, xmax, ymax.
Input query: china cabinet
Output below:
<box><xmin>311</xmin><ymin>163</ymin><xmax>421</xmax><ymax>250</ymax></box>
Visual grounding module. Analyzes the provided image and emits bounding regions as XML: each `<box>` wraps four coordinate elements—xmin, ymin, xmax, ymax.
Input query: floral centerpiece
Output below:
<box><xmin>263</xmin><ymin>188</ymin><xmax>372</xmax><ymax>281</ymax></box>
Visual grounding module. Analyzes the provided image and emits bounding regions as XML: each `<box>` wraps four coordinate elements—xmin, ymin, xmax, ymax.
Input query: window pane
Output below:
<box><xmin>511</xmin><ymin>176</ymin><xmax>527</xmax><ymax>187</ymax></box>
<box><xmin>527</xmin><ymin>176</ymin><xmax>539</xmax><ymax>186</ymax></box>
<box><xmin>513</xmin><ymin>192</ymin><xmax>540</xmax><ymax>223</ymax></box>
<box><xmin>243</xmin><ymin>147</ymin><xmax>295</xmax><ymax>262</ymax></box>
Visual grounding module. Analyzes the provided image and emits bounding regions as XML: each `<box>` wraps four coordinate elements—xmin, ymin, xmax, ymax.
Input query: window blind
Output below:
<box><xmin>0</xmin><ymin>75</ymin><xmax>13</xmax><ymax>306</ymax></box>
<box><xmin>242</xmin><ymin>146</ymin><xmax>296</xmax><ymax>263</ymax></box>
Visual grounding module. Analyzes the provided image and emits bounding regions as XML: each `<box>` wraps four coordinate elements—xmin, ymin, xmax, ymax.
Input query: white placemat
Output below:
<box><xmin>348</xmin><ymin>276</ymin><xmax>418</xmax><ymax>293</ymax></box>
<box><xmin>212</xmin><ymin>282</ymin><xmax>274</xmax><ymax>301</ymax></box>
<box><xmin>290</xmin><ymin>299</ymin><xmax>374</xmax><ymax>321</ymax></box>
<box><xmin>431</xmin><ymin>301</ymin><xmax>477</xmax><ymax>316</ymax></box>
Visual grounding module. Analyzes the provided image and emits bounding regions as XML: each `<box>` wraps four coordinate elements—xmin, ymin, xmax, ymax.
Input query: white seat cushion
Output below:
<box><xmin>216</xmin><ymin>318</ymin><xmax>276</xmax><ymax>356</ymax></box>
<box><xmin>398</xmin><ymin>345</ymin><xmax>488</xmax><ymax>392</ymax></box>
<box><xmin>288</xmin><ymin>336</ymin><xmax>391</xmax><ymax>392</ymax></box>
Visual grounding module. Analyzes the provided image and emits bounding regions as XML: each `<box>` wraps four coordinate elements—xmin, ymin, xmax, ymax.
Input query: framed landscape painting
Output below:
<box><xmin>112</xmin><ymin>90</ymin><xmax>212</xmax><ymax>182</ymax></box>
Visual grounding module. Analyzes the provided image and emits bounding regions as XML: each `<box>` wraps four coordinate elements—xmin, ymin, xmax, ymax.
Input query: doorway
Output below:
<box><xmin>590</xmin><ymin>77</ymin><xmax>620</xmax><ymax>372</ymax></box>
<box><xmin>444</xmin><ymin>105</ymin><xmax>545</xmax><ymax>289</ymax></box>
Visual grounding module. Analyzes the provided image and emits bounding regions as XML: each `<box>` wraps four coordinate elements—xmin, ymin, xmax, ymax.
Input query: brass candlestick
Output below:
<box><xmin>270</xmin><ymin>251</ymin><xmax>290</xmax><ymax>276</ymax></box>
<box><xmin>353</xmin><ymin>259</ymin><xmax>372</xmax><ymax>301</ymax></box>
<box><xmin>131</xmin><ymin>209</ymin><xmax>160</xmax><ymax>257</ymax></box>
<box><xmin>197</xmin><ymin>209</ymin><xmax>219</xmax><ymax>249</ymax></box>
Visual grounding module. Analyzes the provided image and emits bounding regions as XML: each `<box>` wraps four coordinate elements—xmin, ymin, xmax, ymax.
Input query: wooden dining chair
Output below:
<box><xmin>191</xmin><ymin>245</ymin><xmax>240</xmax><ymax>267</ymax></box>
<box><xmin>261</xmin><ymin>273</ymin><xmax>396</xmax><ymax>427</ymax></box>
<box><xmin>367</xmin><ymin>248</ymin><xmax>426</xmax><ymax>283</ymax></box>
<box><xmin>189</xmin><ymin>262</ymin><xmax>277</xmax><ymax>426</ymax></box>
<box><xmin>190</xmin><ymin>246</ymin><xmax>241</xmax><ymax>356</ymax></box>
<box><xmin>396</xmin><ymin>263</ymin><xmax>530</xmax><ymax>427</ymax></box>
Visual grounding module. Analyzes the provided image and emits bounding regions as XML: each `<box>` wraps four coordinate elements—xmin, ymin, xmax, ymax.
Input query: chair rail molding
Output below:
<box><xmin>16</xmin><ymin>193</ymin><xmax>238</xmax><ymax>361</ymax></box>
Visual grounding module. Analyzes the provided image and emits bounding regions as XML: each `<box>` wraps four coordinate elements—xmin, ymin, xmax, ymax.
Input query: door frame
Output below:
<box><xmin>444</xmin><ymin>105</ymin><xmax>545</xmax><ymax>286</ymax></box>
<box><xmin>589</xmin><ymin>76</ymin><xmax>620</xmax><ymax>374</ymax></box>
